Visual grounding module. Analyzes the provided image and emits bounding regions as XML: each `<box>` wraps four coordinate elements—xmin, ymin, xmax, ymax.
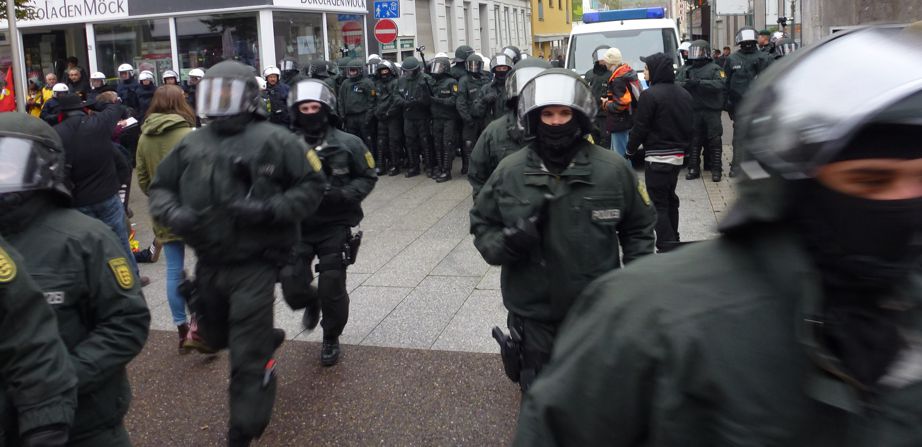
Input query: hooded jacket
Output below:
<box><xmin>626</xmin><ymin>52</ymin><xmax>694</xmax><ymax>159</ymax></box>
<box><xmin>136</xmin><ymin>113</ymin><xmax>194</xmax><ymax>243</ymax></box>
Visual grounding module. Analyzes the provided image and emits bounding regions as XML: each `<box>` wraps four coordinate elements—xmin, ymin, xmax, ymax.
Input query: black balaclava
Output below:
<box><xmin>208</xmin><ymin>113</ymin><xmax>254</xmax><ymax>135</ymax></box>
<box><xmin>533</xmin><ymin>109</ymin><xmax>583</xmax><ymax>173</ymax></box>
<box><xmin>740</xmin><ymin>41</ymin><xmax>757</xmax><ymax>53</ymax></box>
<box><xmin>297</xmin><ymin>106</ymin><xmax>329</xmax><ymax>144</ymax></box>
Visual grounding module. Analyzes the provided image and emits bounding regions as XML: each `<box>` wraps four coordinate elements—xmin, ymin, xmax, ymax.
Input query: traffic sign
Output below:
<box><xmin>374</xmin><ymin>19</ymin><xmax>399</xmax><ymax>45</ymax></box>
<box><xmin>374</xmin><ymin>0</ymin><xmax>400</xmax><ymax>19</ymax></box>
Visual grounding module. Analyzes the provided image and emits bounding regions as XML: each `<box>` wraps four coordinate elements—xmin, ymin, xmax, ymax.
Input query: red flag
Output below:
<box><xmin>0</xmin><ymin>68</ymin><xmax>15</xmax><ymax>112</ymax></box>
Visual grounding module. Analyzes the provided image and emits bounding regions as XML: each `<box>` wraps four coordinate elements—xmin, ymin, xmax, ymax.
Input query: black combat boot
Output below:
<box><xmin>709</xmin><ymin>140</ymin><xmax>723</xmax><ymax>182</ymax></box>
<box><xmin>405</xmin><ymin>149</ymin><xmax>420</xmax><ymax>178</ymax></box>
<box><xmin>461</xmin><ymin>141</ymin><xmax>473</xmax><ymax>175</ymax></box>
<box><xmin>321</xmin><ymin>337</ymin><xmax>341</xmax><ymax>366</ymax></box>
<box><xmin>437</xmin><ymin>149</ymin><xmax>452</xmax><ymax>183</ymax></box>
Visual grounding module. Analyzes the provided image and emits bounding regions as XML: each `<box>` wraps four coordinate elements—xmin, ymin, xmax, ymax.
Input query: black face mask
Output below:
<box><xmin>297</xmin><ymin>109</ymin><xmax>328</xmax><ymax>134</ymax></box>
<box><xmin>207</xmin><ymin>114</ymin><xmax>253</xmax><ymax>134</ymax></box>
<box><xmin>534</xmin><ymin>119</ymin><xmax>582</xmax><ymax>172</ymax></box>
<box><xmin>795</xmin><ymin>181</ymin><xmax>922</xmax><ymax>291</ymax></box>
<box><xmin>494</xmin><ymin>71</ymin><xmax>509</xmax><ymax>82</ymax></box>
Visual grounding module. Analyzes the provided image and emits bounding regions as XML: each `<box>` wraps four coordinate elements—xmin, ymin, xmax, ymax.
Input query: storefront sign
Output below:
<box><xmin>17</xmin><ymin>0</ymin><xmax>129</xmax><ymax>26</ymax></box>
<box><xmin>273</xmin><ymin>0</ymin><xmax>367</xmax><ymax>14</ymax></box>
<box><xmin>398</xmin><ymin>38</ymin><xmax>413</xmax><ymax>50</ymax></box>
<box><xmin>380</xmin><ymin>41</ymin><xmax>397</xmax><ymax>51</ymax></box>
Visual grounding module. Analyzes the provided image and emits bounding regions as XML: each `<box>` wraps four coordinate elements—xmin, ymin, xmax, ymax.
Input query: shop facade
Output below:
<box><xmin>1</xmin><ymin>0</ymin><xmax>369</xmax><ymax>84</ymax></box>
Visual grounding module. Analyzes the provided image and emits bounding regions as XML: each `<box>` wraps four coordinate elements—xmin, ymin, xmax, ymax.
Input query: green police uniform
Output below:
<box><xmin>583</xmin><ymin>64</ymin><xmax>611</xmax><ymax>148</ymax></box>
<box><xmin>395</xmin><ymin>62</ymin><xmax>433</xmax><ymax>176</ymax></box>
<box><xmin>467</xmin><ymin>112</ymin><xmax>525</xmax><ymax>200</ymax></box>
<box><xmin>470</xmin><ymin>140</ymin><xmax>656</xmax><ymax>388</ymax></box>
<box><xmin>725</xmin><ymin>48</ymin><xmax>772</xmax><ymax>173</ymax></box>
<box><xmin>298</xmin><ymin>127</ymin><xmax>377</xmax><ymax>343</ymax></box>
<box><xmin>430</xmin><ymin>74</ymin><xmax>460</xmax><ymax>180</ymax></box>
<box><xmin>374</xmin><ymin>72</ymin><xmax>402</xmax><ymax>174</ymax></box>
<box><xmin>676</xmin><ymin>60</ymin><xmax>727</xmax><ymax>177</ymax></box>
<box><xmin>474</xmin><ymin>78</ymin><xmax>507</xmax><ymax>126</ymax></box>
<box><xmin>2</xmin><ymin>197</ymin><xmax>150</xmax><ymax>446</ymax></box>
<box><xmin>457</xmin><ymin>73</ymin><xmax>490</xmax><ymax>173</ymax></box>
<box><xmin>338</xmin><ymin>71</ymin><xmax>376</xmax><ymax>150</ymax></box>
<box><xmin>149</xmin><ymin>118</ymin><xmax>326</xmax><ymax>442</ymax></box>
<box><xmin>0</xmin><ymin>236</ymin><xmax>77</xmax><ymax>446</ymax></box>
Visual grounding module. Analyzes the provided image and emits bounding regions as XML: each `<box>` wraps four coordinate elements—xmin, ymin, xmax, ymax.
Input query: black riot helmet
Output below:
<box><xmin>279</xmin><ymin>58</ymin><xmax>299</xmax><ymax>74</ymax></box>
<box><xmin>366</xmin><ymin>54</ymin><xmax>381</xmax><ymax>77</ymax></box>
<box><xmin>307</xmin><ymin>60</ymin><xmax>331</xmax><ymax>79</ymax></box>
<box><xmin>0</xmin><ymin>113</ymin><xmax>71</xmax><ymax>202</ymax></box>
<box><xmin>517</xmin><ymin>68</ymin><xmax>596</xmax><ymax>138</ymax></box>
<box><xmin>454</xmin><ymin>45</ymin><xmax>475</xmax><ymax>64</ymax></box>
<box><xmin>465</xmin><ymin>54</ymin><xmax>484</xmax><ymax>74</ymax></box>
<box><xmin>430</xmin><ymin>57</ymin><xmax>451</xmax><ymax>76</ymax></box>
<box><xmin>722</xmin><ymin>26</ymin><xmax>922</xmax><ymax>229</ymax></box>
<box><xmin>687</xmin><ymin>40</ymin><xmax>711</xmax><ymax>61</ymax></box>
<box><xmin>490</xmin><ymin>54</ymin><xmax>514</xmax><ymax>81</ymax></box>
<box><xmin>501</xmin><ymin>46</ymin><xmax>522</xmax><ymax>64</ymax></box>
<box><xmin>376</xmin><ymin>60</ymin><xmax>396</xmax><ymax>80</ymax></box>
<box><xmin>195</xmin><ymin>60</ymin><xmax>261</xmax><ymax>119</ymax></box>
<box><xmin>401</xmin><ymin>57</ymin><xmax>421</xmax><ymax>77</ymax></box>
<box><xmin>591</xmin><ymin>45</ymin><xmax>611</xmax><ymax>64</ymax></box>
<box><xmin>345</xmin><ymin>58</ymin><xmax>364</xmax><ymax>79</ymax></box>
<box><xmin>775</xmin><ymin>38</ymin><xmax>799</xmax><ymax>57</ymax></box>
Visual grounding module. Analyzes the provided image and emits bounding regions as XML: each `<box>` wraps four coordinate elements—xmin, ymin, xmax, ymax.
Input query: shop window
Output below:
<box><xmin>176</xmin><ymin>13</ymin><xmax>260</xmax><ymax>77</ymax></box>
<box><xmin>274</xmin><ymin>12</ymin><xmax>325</xmax><ymax>68</ymax></box>
<box><xmin>538</xmin><ymin>1</ymin><xmax>544</xmax><ymax>21</ymax></box>
<box><xmin>94</xmin><ymin>19</ymin><xmax>171</xmax><ymax>82</ymax></box>
<box><xmin>327</xmin><ymin>14</ymin><xmax>366</xmax><ymax>61</ymax></box>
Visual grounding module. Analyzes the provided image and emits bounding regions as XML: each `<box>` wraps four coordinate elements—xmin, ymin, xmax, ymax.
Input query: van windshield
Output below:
<box><xmin>568</xmin><ymin>28</ymin><xmax>679</xmax><ymax>74</ymax></box>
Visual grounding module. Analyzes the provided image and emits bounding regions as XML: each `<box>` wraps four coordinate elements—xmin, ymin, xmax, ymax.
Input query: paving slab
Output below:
<box><xmin>362</xmin><ymin>235</ymin><xmax>465</xmax><ymax>288</ymax></box>
<box><xmin>432</xmin><ymin>289</ymin><xmax>507</xmax><ymax>353</ymax></box>
<box><xmin>295</xmin><ymin>285</ymin><xmax>413</xmax><ymax>344</ymax></box>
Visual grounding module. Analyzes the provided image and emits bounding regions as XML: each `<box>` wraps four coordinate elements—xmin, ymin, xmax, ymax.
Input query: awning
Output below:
<box><xmin>533</xmin><ymin>33</ymin><xmax>569</xmax><ymax>43</ymax></box>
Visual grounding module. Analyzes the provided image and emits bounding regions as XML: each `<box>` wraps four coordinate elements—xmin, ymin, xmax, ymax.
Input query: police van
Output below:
<box><xmin>566</xmin><ymin>7</ymin><xmax>682</xmax><ymax>85</ymax></box>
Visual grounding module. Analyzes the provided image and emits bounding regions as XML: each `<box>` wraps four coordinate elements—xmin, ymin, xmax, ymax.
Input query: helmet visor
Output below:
<box><xmin>196</xmin><ymin>78</ymin><xmax>257</xmax><ymax>117</ymax></box>
<box><xmin>430</xmin><ymin>59</ymin><xmax>450</xmax><ymax>74</ymax></box>
<box><xmin>505</xmin><ymin>66</ymin><xmax>546</xmax><ymax>99</ymax></box>
<box><xmin>365</xmin><ymin>63</ymin><xmax>379</xmax><ymax>76</ymax></box>
<box><xmin>777</xmin><ymin>41</ymin><xmax>798</xmax><ymax>56</ymax></box>
<box><xmin>280</xmin><ymin>60</ymin><xmax>297</xmax><ymax>71</ymax></box>
<box><xmin>518</xmin><ymin>72</ymin><xmax>597</xmax><ymax>123</ymax></box>
<box><xmin>289</xmin><ymin>79</ymin><xmax>337</xmax><ymax>111</ymax></box>
<box><xmin>687</xmin><ymin>45</ymin><xmax>709</xmax><ymax>60</ymax></box>
<box><xmin>0</xmin><ymin>138</ymin><xmax>44</xmax><ymax>194</ymax></box>
<box><xmin>466</xmin><ymin>59</ymin><xmax>483</xmax><ymax>73</ymax></box>
<box><xmin>736</xmin><ymin>29</ymin><xmax>758</xmax><ymax>44</ymax></box>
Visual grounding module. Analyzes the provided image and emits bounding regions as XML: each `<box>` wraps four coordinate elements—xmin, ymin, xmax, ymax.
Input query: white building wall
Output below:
<box><xmin>396</xmin><ymin>0</ymin><xmax>530</xmax><ymax>56</ymax></box>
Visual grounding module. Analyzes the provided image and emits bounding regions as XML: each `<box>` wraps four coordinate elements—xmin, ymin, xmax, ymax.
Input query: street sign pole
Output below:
<box><xmin>6</xmin><ymin>1</ymin><xmax>26</xmax><ymax>113</ymax></box>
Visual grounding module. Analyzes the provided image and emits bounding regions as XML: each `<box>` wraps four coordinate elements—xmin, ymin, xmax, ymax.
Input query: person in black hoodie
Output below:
<box><xmin>626</xmin><ymin>52</ymin><xmax>694</xmax><ymax>251</ymax></box>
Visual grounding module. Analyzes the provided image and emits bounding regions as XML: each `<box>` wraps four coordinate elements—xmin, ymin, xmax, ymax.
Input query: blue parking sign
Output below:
<box><xmin>374</xmin><ymin>0</ymin><xmax>400</xmax><ymax>19</ymax></box>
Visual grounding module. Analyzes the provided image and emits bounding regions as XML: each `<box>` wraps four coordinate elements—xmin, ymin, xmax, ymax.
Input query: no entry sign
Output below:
<box><xmin>374</xmin><ymin>19</ymin><xmax>398</xmax><ymax>45</ymax></box>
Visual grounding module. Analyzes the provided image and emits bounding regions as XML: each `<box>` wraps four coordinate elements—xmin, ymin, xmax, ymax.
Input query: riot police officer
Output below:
<box><xmin>468</xmin><ymin>58</ymin><xmax>551</xmax><ymax>199</ymax></box>
<box><xmin>470</xmin><ymin>69</ymin><xmax>656</xmax><ymax>392</ymax></box>
<box><xmin>261</xmin><ymin>66</ymin><xmax>291</xmax><ymax>128</ymax></box>
<box><xmin>338</xmin><ymin>58</ymin><xmax>376</xmax><ymax>157</ymax></box>
<box><xmin>183</xmin><ymin>68</ymin><xmax>204</xmax><ymax>122</ymax></box>
<box><xmin>288</xmin><ymin>79</ymin><xmax>377</xmax><ymax>365</ymax></box>
<box><xmin>583</xmin><ymin>45</ymin><xmax>612</xmax><ymax>148</ymax></box>
<box><xmin>395</xmin><ymin>57</ymin><xmax>432</xmax><ymax>177</ymax></box>
<box><xmin>306</xmin><ymin>59</ymin><xmax>339</xmax><ymax>94</ymax></box>
<box><xmin>457</xmin><ymin>54</ymin><xmax>490</xmax><ymax>174</ymax></box>
<box><xmin>450</xmin><ymin>45</ymin><xmax>476</xmax><ymax>80</ymax></box>
<box><xmin>279</xmin><ymin>57</ymin><xmax>300</xmax><ymax>86</ymax></box>
<box><xmin>726</xmin><ymin>26</ymin><xmax>773</xmax><ymax>177</ymax></box>
<box><xmin>515</xmin><ymin>25</ymin><xmax>922</xmax><ymax>445</ymax></box>
<box><xmin>0</xmin><ymin>235</ymin><xmax>78</xmax><ymax>447</ymax></box>
<box><xmin>430</xmin><ymin>56</ymin><xmax>460</xmax><ymax>182</ymax></box>
<box><xmin>116</xmin><ymin>63</ymin><xmax>139</xmax><ymax>110</ymax></box>
<box><xmin>162</xmin><ymin>70</ymin><xmax>180</xmax><ymax>86</ymax></box>
<box><xmin>0</xmin><ymin>112</ymin><xmax>150</xmax><ymax>446</ymax></box>
<box><xmin>501</xmin><ymin>45</ymin><xmax>523</xmax><ymax>64</ymax></box>
<box><xmin>149</xmin><ymin>60</ymin><xmax>327</xmax><ymax>446</ymax></box>
<box><xmin>476</xmin><ymin>53</ymin><xmax>513</xmax><ymax>126</ymax></box>
<box><xmin>677</xmin><ymin>40</ymin><xmax>727</xmax><ymax>181</ymax></box>
<box><xmin>373</xmin><ymin>60</ymin><xmax>401</xmax><ymax>175</ymax></box>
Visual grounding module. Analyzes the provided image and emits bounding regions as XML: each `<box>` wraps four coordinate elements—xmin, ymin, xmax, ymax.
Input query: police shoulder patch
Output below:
<box><xmin>107</xmin><ymin>257</ymin><xmax>135</xmax><ymax>290</ymax></box>
<box><xmin>719</xmin><ymin>70</ymin><xmax>726</xmax><ymax>78</ymax></box>
<box><xmin>452</xmin><ymin>84</ymin><xmax>459</xmax><ymax>92</ymax></box>
<box><xmin>364</xmin><ymin>151</ymin><xmax>376</xmax><ymax>169</ymax></box>
<box><xmin>306</xmin><ymin>149</ymin><xmax>323</xmax><ymax>172</ymax></box>
<box><xmin>0</xmin><ymin>245</ymin><xmax>17</xmax><ymax>283</ymax></box>
<box><xmin>638</xmin><ymin>181</ymin><xmax>652</xmax><ymax>206</ymax></box>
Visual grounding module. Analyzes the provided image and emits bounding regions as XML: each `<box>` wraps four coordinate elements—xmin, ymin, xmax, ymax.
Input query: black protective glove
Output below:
<box><xmin>684</xmin><ymin>78</ymin><xmax>700</xmax><ymax>88</ymax></box>
<box><xmin>165</xmin><ymin>206</ymin><xmax>198</xmax><ymax>235</ymax></box>
<box><xmin>503</xmin><ymin>215</ymin><xmax>541</xmax><ymax>255</ymax></box>
<box><xmin>227</xmin><ymin>199</ymin><xmax>274</xmax><ymax>225</ymax></box>
<box><xmin>21</xmin><ymin>424</ymin><xmax>69</xmax><ymax>447</ymax></box>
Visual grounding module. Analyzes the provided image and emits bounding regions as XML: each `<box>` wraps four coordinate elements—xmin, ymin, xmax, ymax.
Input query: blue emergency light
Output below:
<box><xmin>581</xmin><ymin>7</ymin><xmax>666</xmax><ymax>24</ymax></box>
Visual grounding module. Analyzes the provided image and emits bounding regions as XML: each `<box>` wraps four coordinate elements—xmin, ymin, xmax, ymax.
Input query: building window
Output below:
<box><xmin>549</xmin><ymin>0</ymin><xmax>553</xmax><ymax>9</ymax></box>
<box><xmin>327</xmin><ymin>13</ymin><xmax>366</xmax><ymax>59</ymax></box>
<box><xmin>538</xmin><ymin>0</ymin><xmax>544</xmax><ymax>21</ymax></box>
<box><xmin>558</xmin><ymin>0</ymin><xmax>562</xmax><ymax>10</ymax></box>
<box><xmin>273</xmin><ymin>12</ymin><xmax>325</xmax><ymax>68</ymax></box>
<box><xmin>176</xmin><ymin>13</ymin><xmax>260</xmax><ymax>74</ymax></box>
<box><xmin>566</xmin><ymin>0</ymin><xmax>570</xmax><ymax>23</ymax></box>
<box><xmin>94</xmin><ymin>19</ymin><xmax>171</xmax><ymax>82</ymax></box>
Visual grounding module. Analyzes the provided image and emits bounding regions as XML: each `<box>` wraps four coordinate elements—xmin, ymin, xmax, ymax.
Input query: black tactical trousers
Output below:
<box><xmin>591</xmin><ymin>117</ymin><xmax>611</xmax><ymax>149</ymax></box>
<box><xmin>377</xmin><ymin>116</ymin><xmax>404</xmax><ymax>170</ymax></box>
<box><xmin>688</xmin><ymin>110</ymin><xmax>723</xmax><ymax>173</ymax></box>
<box><xmin>730</xmin><ymin>110</ymin><xmax>741</xmax><ymax>170</ymax></box>
<box><xmin>69</xmin><ymin>423</ymin><xmax>131</xmax><ymax>447</ymax></box>
<box><xmin>404</xmin><ymin>118</ymin><xmax>431</xmax><ymax>171</ymax></box>
<box><xmin>344</xmin><ymin>114</ymin><xmax>371</xmax><ymax>148</ymax></box>
<box><xmin>461</xmin><ymin>121</ymin><xmax>483</xmax><ymax>172</ymax></box>
<box><xmin>432</xmin><ymin>118</ymin><xmax>457</xmax><ymax>175</ymax></box>
<box><xmin>302</xmin><ymin>225</ymin><xmax>351</xmax><ymax>340</ymax></box>
<box><xmin>508</xmin><ymin>313</ymin><xmax>559</xmax><ymax>393</ymax></box>
<box><xmin>193</xmin><ymin>261</ymin><xmax>279</xmax><ymax>441</ymax></box>
<box><xmin>645</xmin><ymin>161</ymin><xmax>682</xmax><ymax>250</ymax></box>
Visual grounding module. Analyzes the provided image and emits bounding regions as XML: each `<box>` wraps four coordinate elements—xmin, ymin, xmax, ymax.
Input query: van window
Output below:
<box><xmin>568</xmin><ymin>28</ymin><xmax>678</xmax><ymax>73</ymax></box>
